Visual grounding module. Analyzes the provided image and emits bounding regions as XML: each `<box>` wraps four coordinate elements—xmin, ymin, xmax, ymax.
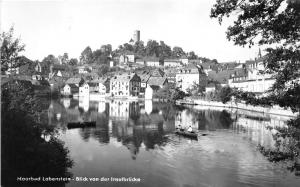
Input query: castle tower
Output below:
<box><xmin>133</xmin><ymin>30</ymin><xmax>140</xmax><ymax>43</ymax></box>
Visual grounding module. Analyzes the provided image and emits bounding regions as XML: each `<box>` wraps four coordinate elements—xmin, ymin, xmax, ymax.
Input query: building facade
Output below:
<box><xmin>110</xmin><ymin>73</ymin><xmax>141</xmax><ymax>97</ymax></box>
<box><xmin>176</xmin><ymin>65</ymin><xmax>206</xmax><ymax>93</ymax></box>
<box><xmin>164</xmin><ymin>59</ymin><xmax>182</xmax><ymax>67</ymax></box>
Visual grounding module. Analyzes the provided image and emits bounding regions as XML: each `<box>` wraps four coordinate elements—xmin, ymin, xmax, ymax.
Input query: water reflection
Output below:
<box><xmin>45</xmin><ymin>98</ymin><xmax>300</xmax><ymax>187</ymax></box>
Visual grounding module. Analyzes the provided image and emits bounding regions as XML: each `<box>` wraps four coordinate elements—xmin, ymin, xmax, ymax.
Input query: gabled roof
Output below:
<box><xmin>66</xmin><ymin>83</ymin><xmax>79</xmax><ymax>89</ymax></box>
<box><xmin>151</xmin><ymin>68</ymin><xmax>165</xmax><ymax>77</ymax></box>
<box><xmin>144</xmin><ymin>56</ymin><xmax>159</xmax><ymax>61</ymax></box>
<box><xmin>91</xmin><ymin>77</ymin><xmax>109</xmax><ymax>84</ymax></box>
<box><xmin>147</xmin><ymin>77</ymin><xmax>167</xmax><ymax>86</ymax></box>
<box><xmin>180</xmin><ymin>55</ymin><xmax>188</xmax><ymax>59</ymax></box>
<box><xmin>164</xmin><ymin>58</ymin><xmax>181</xmax><ymax>62</ymax></box>
<box><xmin>136</xmin><ymin>71</ymin><xmax>151</xmax><ymax>82</ymax></box>
<box><xmin>112</xmin><ymin>73</ymin><xmax>138</xmax><ymax>82</ymax></box>
<box><xmin>208</xmin><ymin>69</ymin><xmax>237</xmax><ymax>84</ymax></box>
<box><xmin>66</xmin><ymin>77</ymin><xmax>84</xmax><ymax>85</ymax></box>
<box><xmin>177</xmin><ymin>64</ymin><xmax>199</xmax><ymax>74</ymax></box>
<box><xmin>52</xmin><ymin>64</ymin><xmax>66</xmax><ymax>71</ymax></box>
<box><xmin>87</xmin><ymin>82</ymin><xmax>98</xmax><ymax>87</ymax></box>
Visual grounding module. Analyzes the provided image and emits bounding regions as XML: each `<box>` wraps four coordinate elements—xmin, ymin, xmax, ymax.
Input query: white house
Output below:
<box><xmin>79</xmin><ymin>82</ymin><xmax>90</xmax><ymax>97</ymax></box>
<box><xmin>110</xmin><ymin>73</ymin><xmax>141</xmax><ymax>97</ymax></box>
<box><xmin>142</xmin><ymin>57</ymin><xmax>160</xmax><ymax>67</ymax></box>
<box><xmin>180</xmin><ymin>55</ymin><xmax>189</xmax><ymax>65</ymax></box>
<box><xmin>126</xmin><ymin>54</ymin><xmax>135</xmax><ymax>62</ymax></box>
<box><xmin>63</xmin><ymin>84</ymin><xmax>79</xmax><ymax>96</ymax></box>
<box><xmin>78</xmin><ymin>65</ymin><xmax>92</xmax><ymax>74</ymax></box>
<box><xmin>228</xmin><ymin>58</ymin><xmax>276</xmax><ymax>94</ymax></box>
<box><xmin>164</xmin><ymin>59</ymin><xmax>182</xmax><ymax>67</ymax></box>
<box><xmin>146</xmin><ymin>61</ymin><xmax>160</xmax><ymax>67</ymax></box>
<box><xmin>176</xmin><ymin>65</ymin><xmax>201</xmax><ymax>93</ymax></box>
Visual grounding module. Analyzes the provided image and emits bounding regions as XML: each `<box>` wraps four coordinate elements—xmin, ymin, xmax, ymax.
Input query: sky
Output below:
<box><xmin>1</xmin><ymin>0</ymin><xmax>263</xmax><ymax>62</ymax></box>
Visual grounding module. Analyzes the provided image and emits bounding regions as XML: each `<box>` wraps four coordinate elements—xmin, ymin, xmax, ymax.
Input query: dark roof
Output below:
<box><xmin>87</xmin><ymin>82</ymin><xmax>98</xmax><ymax>87</ymax></box>
<box><xmin>180</xmin><ymin>55</ymin><xmax>188</xmax><ymax>59</ymax></box>
<box><xmin>136</xmin><ymin>71</ymin><xmax>151</xmax><ymax>82</ymax></box>
<box><xmin>147</xmin><ymin>77</ymin><xmax>167</xmax><ymax>86</ymax></box>
<box><xmin>151</xmin><ymin>68</ymin><xmax>165</xmax><ymax>77</ymax></box>
<box><xmin>52</xmin><ymin>64</ymin><xmax>66</xmax><ymax>71</ymax></box>
<box><xmin>164</xmin><ymin>58</ymin><xmax>181</xmax><ymax>62</ymax></box>
<box><xmin>66</xmin><ymin>77</ymin><xmax>84</xmax><ymax>84</ymax></box>
<box><xmin>91</xmin><ymin>77</ymin><xmax>108</xmax><ymax>84</ymax></box>
<box><xmin>112</xmin><ymin>73</ymin><xmax>137</xmax><ymax>82</ymax></box>
<box><xmin>67</xmin><ymin>84</ymin><xmax>79</xmax><ymax>89</ymax></box>
<box><xmin>177</xmin><ymin>64</ymin><xmax>199</xmax><ymax>74</ymax></box>
<box><xmin>144</xmin><ymin>56</ymin><xmax>160</xmax><ymax>61</ymax></box>
<box><xmin>208</xmin><ymin>69</ymin><xmax>237</xmax><ymax>84</ymax></box>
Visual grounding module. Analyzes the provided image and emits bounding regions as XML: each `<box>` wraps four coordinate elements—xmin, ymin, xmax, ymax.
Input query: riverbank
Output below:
<box><xmin>176</xmin><ymin>99</ymin><xmax>298</xmax><ymax>117</ymax></box>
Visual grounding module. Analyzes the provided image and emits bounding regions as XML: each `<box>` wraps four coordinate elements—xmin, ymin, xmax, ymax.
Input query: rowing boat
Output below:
<box><xmin>175</xmin><ymin>129</ymin><xmax>198</xmax><ymax>139</ymax></box>
<box><xmin>67</xmin><ymin>121</ymin><xmax>96</xmax><ymax>129</ymax></box>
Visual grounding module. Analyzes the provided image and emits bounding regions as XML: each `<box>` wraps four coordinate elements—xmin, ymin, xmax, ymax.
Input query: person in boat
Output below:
<box><xmin>177</xmin><ymin>124</ymin><xmax>184</xmax><ymax>131</ymax></box>
<box><xmin>187</xmin><ymin>126</ymin><xmax>193</xmax><ymax>133</ymax></box>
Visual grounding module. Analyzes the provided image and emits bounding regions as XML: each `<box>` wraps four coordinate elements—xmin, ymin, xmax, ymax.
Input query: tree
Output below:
<box><xmin>211</xmin><ymin>0</ymin><xmax>300</xmax><ymax>170</ymax></box>
<box><xmin>133</xmin><ymin>41</ymin><xmax>145</xmax><ymax>56</ymax></box>
<box><xmin>0</xmin><ymin>26</ymin><xmax>25</xmax><ymax>73</ymax></box>
<box><xmin>172</xmin><ymin>46</ymin><xmax>185</xmax><ymax>57</ymax></box>
<box><xmin>146</xmin><ymin>40</ymin><xmax>159</xmax><ymax>57</ymax></box>
<box><xmin>188</xmin><ymin>51</ymin><xmax>198</xmax><ymax>60</ymax></box>
<box><xmin>68</xmin><ymin>58</ymin><xmax>78</xmax><ymax>66</ymax></box>
<box><xmin>219</xmin><ymin>86</ymin><xmax>234</xmax><ymax>104</ymax></box>
<box><xmin>79</xmin><ymin>46</ymin><xmax>93</xmax><ymax>64</ymax></box>
<box><xmin>41</xmin><ymin>54</ymin><xmax>59</xmax><ymax>74</ymax></box>
<box><xmin>97</xmin><ymin>64</ymin><xmax>110</xmax><ymax>76</ymax></box>
<box><xmin>1</xmin><ymin>80</ymin><xmax>73</xmax><ymax>185</ymax></box>
<box><xmin>158</xmin><ymin>41</ymin><xmax>172</xmax><ymax>58</ymax></box>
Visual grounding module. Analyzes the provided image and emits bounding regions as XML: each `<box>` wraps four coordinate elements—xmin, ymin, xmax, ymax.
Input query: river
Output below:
<box><xmin>46</xmin><ymin>97</ymin><xmax>300</xmax><ymax>187</ymax></box>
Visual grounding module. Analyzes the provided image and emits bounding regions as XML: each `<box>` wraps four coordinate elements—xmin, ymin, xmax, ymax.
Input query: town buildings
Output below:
<box><xmin>164</xmin><ymin>59</ymin><xmax>182</xmax><ymax>67</ymax></box>
<box><xmin>110</xmin><ymin>73</ymin><xmax>141</xmax><ymax>97</ymax></box>
<box><xmin>228</xmin><ymin>58</ymin><xmax>276</xmax><ymax>94</ymax></box>
<box><xmin>176</xmin><ymin>64</ymin><xmax>207</xmax><ymax>93</ymax></box>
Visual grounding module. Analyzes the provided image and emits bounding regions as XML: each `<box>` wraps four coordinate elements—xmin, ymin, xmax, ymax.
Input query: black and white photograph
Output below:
<box><xmin>1</xmin><ymin>0</ymin><xmax>300</xmax><ymax>186</ymax></box>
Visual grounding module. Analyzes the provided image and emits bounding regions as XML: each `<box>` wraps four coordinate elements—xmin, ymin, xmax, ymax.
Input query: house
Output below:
<box><xmin>78</xmin><ymin>65</ymin><xmax>92</xmax><ymax>74</ymax></box>
<box><xmin>205</xmin><ymin>83</ymin><xmax>216</xmax><ymax>93</ymax></box>
<box><xmin>176</xmin><ymin>64</ymin><xmax>207</xmax><ymax>93</ymax></box>
<box><xmin>79</xmin><ymin>81</ymin><xmax>90</xmax><ymax>97</ymax></box>
<box><xmin>188</xmin><ymin>59</ymin><xmax>202</xmax><ymax>64</ymax></box>
<box><xmin>164</xmin><ymin>59</ymin><xmax>182</xmax><ymax>67</ymax></box>
<box><xmin>5</xmin><ymin>63</ymin><xmax>19</xmax><ymax>75</ymax></box>
<box><xmin>136</xmin><ymin>59</ymin><xmax>145</xmax><ymax>66</ymax></box>
<box><xmin>145</xmin><ymin>57</ymin><xmax>160</xmax><ymax>67</ymax></box>
<box><xmin>35</xmin><ymin>62</ymin><xmax>42</xmax><ymax>73</ymax></box>
<box><xmin>228</xmin><ymin>57</ymin><xmax>276</xmax><ymax>94</ymax></box>
<box><xmin>91</xmin><ymin>77</ymin><xmax>110</xmax><ymax>96</ymax></box>
<box><xmin>180</xmin><ymin>55</ymin><xmax>189</xmax><ymax>65</ymax></box>
<box><xmin>87</xmin><ymin>82</ymin><xmax>99</xmax><ymax>93</ymax></box>
<box><xmin>147</xmin><ymin>77</ymin><xmax>168</xmax><ymax>92</ymax></box>
<box><xmin>49</xmin><ymin>64</ymin><xmax>66</xmax><ymax>79</ymax></box>
<box><xmin>126</xmin><ymin>54</ymin><xmax>135</xmax><ymax>63</ymax></box>
<box><xmin>150</xmin><ymin>68</ymin><xmax>165</xmax><ymax>77</ymax></box>
<box><xmin>119</xmin><ymin>55</ymin><xmax>129</xmax><ymax>65</ymax></box>
<box><xmin>164</xmin><ymin>68</ymin><xmax>177</xmax><ymax>83</ymax></box>
<box><xmin>136</xmin><ymin>71</ymin><xmax>151</xmax><ymax>94</ymax></box>
<box><xmin>110</xmin><ymin>73</ymin><xmax>141</xmax><ymax>97</ymax></box>
<box><xmin>65</xmin><ymin>77</ymin><xmax>84</xmax><ymax>87</ymax></box>
<box><xmin>63</xmin><ymin>84</ymin><xmax>79</xmax><ymax>96</ymax></box>
<box><xmin>208</xmin><ymin>69</ymin><xmax>239</xmax><ymax>86</ymax></box>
